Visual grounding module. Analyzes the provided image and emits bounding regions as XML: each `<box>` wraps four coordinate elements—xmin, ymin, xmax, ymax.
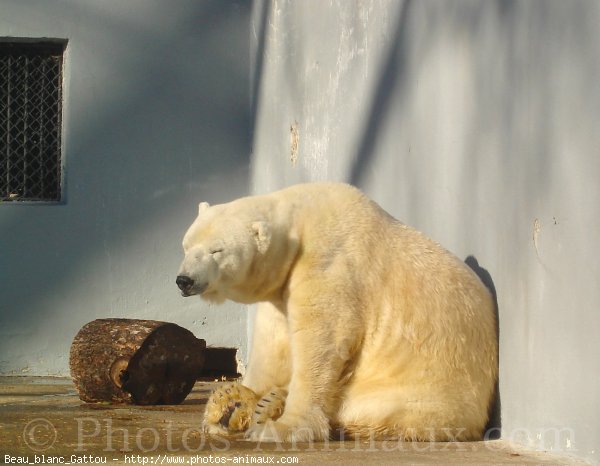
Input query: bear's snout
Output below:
<box><xmin>176</xmin><ymin>275</ymin><xmax>207</xmax><ymax>296</ymax></box>
<box><xmin>176</xmin><ymin>275</ymin><xmax>194</xmax><ymax>294</ymax></box>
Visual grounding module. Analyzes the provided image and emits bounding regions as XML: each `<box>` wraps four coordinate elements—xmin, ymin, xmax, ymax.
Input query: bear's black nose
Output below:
<box><xmin>176</xmin><ymin>275</ymin><xmax>194</xmax><ymax>293</ymax></box>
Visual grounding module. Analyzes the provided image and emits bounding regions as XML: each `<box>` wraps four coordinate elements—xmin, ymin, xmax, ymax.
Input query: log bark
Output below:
<box><xmin>69</xmin><ymin>318</ymin><xmax>205</xmax><ymax>405</ymax></box>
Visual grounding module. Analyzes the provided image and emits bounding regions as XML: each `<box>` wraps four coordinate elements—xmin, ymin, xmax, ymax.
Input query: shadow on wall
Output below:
<box><xmin>0</xmin><ymin>0</ymin><xmax>252</xmax><ymax>373</ymax></box>
<box><xmin>348</xmin><ymin>0</ymin><xmax>414</xmax><ymax>187</ymax></box>
<box><xmin>249</xmin><ymin>0</ymin><xmax>270</xmax><ymax>146</ymax></box>
<box><xmin>345</xmin><ymin>0</ymin><xmax>593</xmax><ymax>229</ymax></box>
<box><xmin>465</xmin><ymin>255</ymin><xmax>501</xmax><ymax>439</ymax></box>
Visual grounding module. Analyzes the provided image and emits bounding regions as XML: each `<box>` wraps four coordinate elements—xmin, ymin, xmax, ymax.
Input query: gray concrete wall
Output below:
<box><xmin>250</xmin><ymin>0</ymin><xmax>599</xmax><ymax>464</ymax></box>
<box><xmin>0</xmin><ymin>0</ymin><xmax>252</xmax><ymax>375</ymax></box>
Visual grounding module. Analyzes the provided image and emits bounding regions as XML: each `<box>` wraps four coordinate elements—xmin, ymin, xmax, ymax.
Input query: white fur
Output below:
<box><xmin>178</xmin><ymin>183</ymin><xmax>498</xmax><ymax>442</ymax></box>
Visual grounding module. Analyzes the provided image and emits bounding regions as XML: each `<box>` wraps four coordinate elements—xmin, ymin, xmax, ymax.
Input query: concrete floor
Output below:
<box><xmin>0</xmin><ymin>377</ymin><xmax>588</xmax><ymax>465</ymax></box>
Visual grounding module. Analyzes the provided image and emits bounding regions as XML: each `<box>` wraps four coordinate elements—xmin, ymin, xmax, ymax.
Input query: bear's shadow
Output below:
<box><xmin>465</xmin><ymin>255</ymin><xmax>501</xmax><ymax>439</ymax></box>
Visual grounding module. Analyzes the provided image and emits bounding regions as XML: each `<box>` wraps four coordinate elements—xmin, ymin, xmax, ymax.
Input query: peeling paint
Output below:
<box><xmin>533</xmin><ymin>218</ymin><xmax>542</xmax><ymax>257</ymax></box>
<box><xmin>290</xmin><ymin>121</ymin><xmax>299</xmax><ymax>167</ymax></box>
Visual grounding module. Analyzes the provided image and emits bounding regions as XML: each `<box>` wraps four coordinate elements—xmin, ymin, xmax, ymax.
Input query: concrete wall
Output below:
<box><xmin>0</xmin><ymin>0</ymin><xmax>252</xmax><ymax>375</ymax></box>
<box><xmin>250</xmin><ymin>0</ymin><xmax>599</xmax><ymax>464</ymax></box>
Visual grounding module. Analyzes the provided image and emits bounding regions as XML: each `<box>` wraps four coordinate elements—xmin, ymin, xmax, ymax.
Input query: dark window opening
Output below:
<box><xmin>0</xmin><ymin>39</ymin><xmax>66</xmax><ymax>202</ymax></box>
<box><xmin>199</xmin><ymin>347</ymin><xmax>241</xmax><ymax>381</ymax></box>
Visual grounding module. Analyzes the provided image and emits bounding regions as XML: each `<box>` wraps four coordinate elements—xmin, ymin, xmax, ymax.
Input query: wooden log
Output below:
<box><xmin>69</xmin><ymin>318</ymin><xmax>205</xmax><ymax>405</ymax></box>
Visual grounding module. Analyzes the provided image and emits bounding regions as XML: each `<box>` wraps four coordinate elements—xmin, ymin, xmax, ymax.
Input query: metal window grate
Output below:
<box><xmin>1</xmin><ymin>40</ymin><xmax>65</xmax><ymax>202</ymax></box>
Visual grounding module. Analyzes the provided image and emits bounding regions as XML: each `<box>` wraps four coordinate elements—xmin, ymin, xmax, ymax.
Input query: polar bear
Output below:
<box><xmin>176</xmin><ymin>183</ymin><xmax>498</xmax><ymax>442</ymax></box>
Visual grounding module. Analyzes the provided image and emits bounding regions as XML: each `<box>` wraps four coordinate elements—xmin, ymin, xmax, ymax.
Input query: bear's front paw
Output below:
<box><xmin>251</xmin><ymin>387</ymin><xmax>287</xmax><ymax>426</ymax></box>
<box><xmin>203</xmin><ymin>383</ymin><xmax>258</xmax><ymax>435</ymax></box>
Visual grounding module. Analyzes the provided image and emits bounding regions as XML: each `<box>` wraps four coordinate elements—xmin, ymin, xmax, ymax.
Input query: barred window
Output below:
<box><xmin>1</xmin><ymin>39</ymin><xmax>66</xmax><ymax>202</ymax></box>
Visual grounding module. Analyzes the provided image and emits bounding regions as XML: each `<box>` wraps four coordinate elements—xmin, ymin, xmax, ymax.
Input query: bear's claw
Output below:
<box><xmin>251</xmin><ymin>387</ymin><xmax>287</xmax><ymax>426</ymax></box>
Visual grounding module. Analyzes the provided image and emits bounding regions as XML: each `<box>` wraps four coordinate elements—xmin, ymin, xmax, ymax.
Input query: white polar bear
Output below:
<box><xmin>176</xmin><ymin>183</ymin><xmax>498</xmax><ymax>442</ymax></box>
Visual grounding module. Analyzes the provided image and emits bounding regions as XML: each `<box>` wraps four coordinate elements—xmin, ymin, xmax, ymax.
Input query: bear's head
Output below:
<box><xmin>176</xmin><ymin>201</ymin><xmax>272</xmax><ymax>304</ymax></box>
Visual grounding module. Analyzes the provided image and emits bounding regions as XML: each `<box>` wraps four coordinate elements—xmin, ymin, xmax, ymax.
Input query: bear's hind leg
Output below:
<box><xmin>338</xmin><ymin>384</ymin><xmax>485</xmax><ymax>441</ymax></box>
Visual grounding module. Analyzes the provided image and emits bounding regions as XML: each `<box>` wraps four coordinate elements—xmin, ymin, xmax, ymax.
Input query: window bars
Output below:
<box><xmin>0</xmin><ymin>40</ymin><xmax>65</xmax><ymax>202</ymax></box>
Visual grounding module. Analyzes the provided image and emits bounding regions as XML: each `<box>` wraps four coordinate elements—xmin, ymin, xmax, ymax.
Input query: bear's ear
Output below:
<box><xmin>251</xmin><ymin>221</ymin><xmax>271</xmax><ymax>254</ymax></box>
<box><xmin>198</xmin><ymin>202</ymin><xmax>210</xmax><ymax>214</ymax></box>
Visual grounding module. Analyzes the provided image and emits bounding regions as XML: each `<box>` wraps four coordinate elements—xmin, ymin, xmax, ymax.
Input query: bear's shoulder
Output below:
<box><xmin>269</xmin><ymin>183</ymin><xmax>370</xmax><ymax>210</ymax></box>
